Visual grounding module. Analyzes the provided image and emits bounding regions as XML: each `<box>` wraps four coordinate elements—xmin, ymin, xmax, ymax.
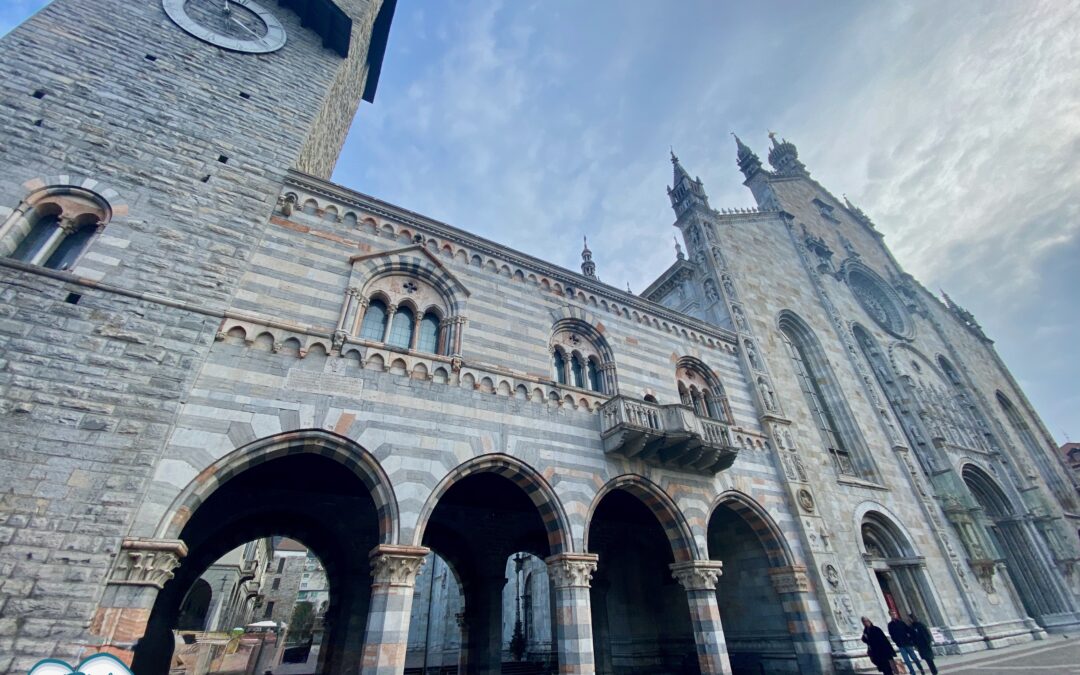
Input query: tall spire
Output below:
<box><xmin>674</xmin><ymin>235</ymin><xmax>685</xmax><ymax>261</ymax></box>
<box><xmin>766</xmin><ymin>131</ymin><xmax>807</xmax><ymax>176</ymax></box>
<box><xmin>580</xmin><ymin>236</ymin><xmax>597</xmax><ymax>280</ymax></box>
<box><xmin>733</xmin><ymin>133</ymin><xmax>762</xmax><ymax>179</ymax></box>
<box><xmin>667</xmin><ymin>149</ymin><xmax>710</xmax><ymax>215</ymax></box>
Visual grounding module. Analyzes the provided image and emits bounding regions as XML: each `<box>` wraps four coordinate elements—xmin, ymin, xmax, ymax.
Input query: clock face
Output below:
<box><xmin>163</xmin><ymin>0</ymin><xmax>287</xmax><ymax>53</ymax></box>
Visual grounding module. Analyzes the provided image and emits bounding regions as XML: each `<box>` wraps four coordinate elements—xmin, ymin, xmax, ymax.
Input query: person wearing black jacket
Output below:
<box><xmin>887</xmin><ymin>610</ymin><xmax>925</xmax><ymax>674</ymax></box>
<box><xmin>907</xmin><ymin>613</ymin><xmax>938</xmax><ymax>675</ymax></box>
<box><xmin>861</xmin><ymin>616</ymin><xmax>897</xmax><ymax>674</ymax></box>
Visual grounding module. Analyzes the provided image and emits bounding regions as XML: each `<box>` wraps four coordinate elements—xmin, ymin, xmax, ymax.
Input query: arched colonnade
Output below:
<box><xmin>107</xmin><ymin>430</ymin><xmax>829</xmax><ymax>675</ymax></box>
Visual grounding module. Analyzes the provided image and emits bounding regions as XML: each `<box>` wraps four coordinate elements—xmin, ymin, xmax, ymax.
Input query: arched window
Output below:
<box><xmin>549</xmin><ymin>319</ymin><xmax>615</xmax><ymax>394</ymax></box>
<box><xmin>387</xmin><ymin>306</ymin><xmax>414</xmax><ymax>348</ymax></box>
<box><xmin>587</xmin><ymin>357</ymin><xmax>602</xmax><ymax>392</ymax></box>
<box><xmin>553</xmin><ymin>349</ymin><xmax>567</xmax><ymax>385</ymax></box>
<box><xmin>418</xmin><ymin>311</ymin><xmax>441</xmax><ymax>354</ymax></box>
<box><xmin>675</xmin><ymin>356</ymin><xmax>729</xmax><ymax>422</ymax></box>
<box><xmin>997</xmin><ymin>391</ymin><xmax>1073</xmax><ymax>507</ymax></box>
<box><xmin>360</xmin><ymin>299</ymin><xmax>388</xmax><ymax>341</ymax></box>
<box><xmin>2</xmin><ymin>187</ymin><xmax>111</xmax><ymax>270</ymax></box>
<box><xmin>571</xmin><ymin>353</ymin><xmax>585</xmax><ymax>388</ymax></box>
<box><xmin>779</xmin><ymin>312</ymin><xmax>867</xmax><ymax>478</ymax></box>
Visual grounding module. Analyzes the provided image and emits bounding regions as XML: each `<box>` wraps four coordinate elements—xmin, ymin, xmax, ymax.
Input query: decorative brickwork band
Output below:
<box><xmin>361</xmin><ymin>544</ymin><xmax>429</xmax><ymax>675</ymax></box>
<box><xmin>768</xmin><ymin>565</ymin><xmax>810</xmax><ymax>594</ymax></box>
<box><xmin>670</xmin><ymin>561</ymin><xmax>731</xmax><ymax>675</ymax></box>
<box><xmin>108</xmin><ymin>538</ymin><xmax>188</xmax><ymax>589</ymax></box>
<box><xmin>546</xmin><ymin>553</ymin><xmax>599</xmax><ymax>675</ymax></box>
<box><xmin>670</xmin><ymin>559</ymin><xmax>723</xmax><ymax>591</ymax></box>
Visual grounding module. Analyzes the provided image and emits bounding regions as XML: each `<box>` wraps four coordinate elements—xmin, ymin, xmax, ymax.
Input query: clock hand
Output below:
<box><xmin>230</xmin><ymin>16</ymin><xmax>261</xmax><ymax>39</ymax></box>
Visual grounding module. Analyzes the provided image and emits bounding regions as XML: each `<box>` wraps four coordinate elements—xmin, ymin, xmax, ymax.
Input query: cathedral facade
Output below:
<box><xmin>1</xmin><ymin>2</ymin><xmax>1078</xmax><ymax>675</ymax></box>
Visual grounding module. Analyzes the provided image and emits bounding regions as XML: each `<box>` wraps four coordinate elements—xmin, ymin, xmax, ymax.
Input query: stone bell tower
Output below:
<box><xmin>0</xmin><ymin>1</ymin><xmax>395</xmax><ymax>670</ymax></box>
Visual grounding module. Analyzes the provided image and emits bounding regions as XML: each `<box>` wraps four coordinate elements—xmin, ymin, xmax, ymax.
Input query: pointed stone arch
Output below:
<box><xmin>413</xmin><ymin>453</ymin><xmax>573</xmax><ymax>555</ymax></box>
<box><xmin>155</xmin><ymin>429</ymin><xmax>399</xmax><ymax>545</ymax></box>
<box><xmin>585</xmin><ymin>474</ymin><xmax>697</xmax><ymax>561</ymax></box>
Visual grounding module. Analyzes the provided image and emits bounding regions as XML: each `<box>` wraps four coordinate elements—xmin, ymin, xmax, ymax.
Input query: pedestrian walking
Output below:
<box><xmin>907</xmin><ymin>613</ymin><xmax>938</xmax><ymax>675</ymax></box>
<box><xmin>861</xmin><ymin>616</ymin><xmax>898</xmax><ymax>675</ymax></box>
<box><xmin>888</xmin><ymin>610</ymin><xmax>925</xmax><ymax>674</ymax></box>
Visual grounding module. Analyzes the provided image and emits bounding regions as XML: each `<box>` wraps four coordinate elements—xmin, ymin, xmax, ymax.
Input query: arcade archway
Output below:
<box><xmin>586</xmin><ymin>479</ymin><xmax>698</xmax><ymax>674</ymax></box>
<box><xmin>133</xmin><ymin>433</ymin><xmax>395</xmax><ymax>675</ymax></box>
<box><xmin>414</xmin><ymin>456</ymin><xmax>571</xmax><ymax>675</ymax></box>
<box><xmin>707</xmin><ymin>497</ymin><xmax>799</xmax><ymax>674</ymax></box>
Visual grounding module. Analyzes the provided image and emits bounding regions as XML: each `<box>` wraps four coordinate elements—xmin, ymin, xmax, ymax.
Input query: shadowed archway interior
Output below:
<box><xmin>707</xmin><ymin>503</ymin><xmax>796</xmax><ymax>674</ymax></box>
<box><xmin>588</xmin><ymin>489</ymin><xmax>698</xmax><ymax>675</ymax></box>
<box><xmin>419</xmin><ymin>471</ymin><xmax>557</xmax><ymax>675</ymax></box>
<box><xmin>132</xmin><ymin>453</ymin><xmax>381</xmax><ymax>675</ymax></box>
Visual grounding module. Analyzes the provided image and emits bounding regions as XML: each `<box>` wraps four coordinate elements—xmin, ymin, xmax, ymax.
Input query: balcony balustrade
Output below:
<box><xmin>599</xmin><ymin>396</ymin><xmax>739</xmax><ymax>473</ymax></box>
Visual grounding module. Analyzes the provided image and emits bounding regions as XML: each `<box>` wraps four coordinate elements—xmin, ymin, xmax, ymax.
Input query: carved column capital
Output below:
<box><xmin>369</xmin><ymin>544</ymin><xmax>429</xmax><ymax>587</ymax></box>
<box><xmin>768</xmin><ymin>565</ymin><xmax>810</xmax><ymax>594</ymax></box>
<box><xmin>669</xmin><ymin>560</ymin><xmax>724</xmax><ymax>591</ymax></box>
<box><xmin>545</xmin><ymin>553</ymin><xmax>599</xmax><ymax>588</ymax></box>
<box><xmin>108</xmin><ymin>537</ymin><xmax>188</xmax><ymax>589</ymax></box>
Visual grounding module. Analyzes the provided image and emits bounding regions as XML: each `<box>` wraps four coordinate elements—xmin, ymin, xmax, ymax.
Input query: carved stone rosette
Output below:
<box><xmin>768</xmin><ymin>565</ymin><xmax>810</xmax><ymax>594</ymax></box>
<box><xmin>545</xmin><ymin>553</ymin><xmax>599</xmax><ymax>588</ymax></box>
<box><xmin>109</xmin><ymin>538</ymin><xmax>188</xmax><ymax>589</ymax></box>
<box><xmin>369</xmin><ymin>544</ymin><xmax>429</xmax><ymax>587</ymax></box>
<box><xmin>669</xmin><ymin>560</ymin><xmax>724</xmax><ymax>591</ymax></box>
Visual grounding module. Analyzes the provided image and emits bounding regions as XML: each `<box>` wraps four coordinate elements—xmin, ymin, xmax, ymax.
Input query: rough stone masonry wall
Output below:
<box><xmin>0</xmin><ymin>0</ymin><xmax>384</xmax><ymax>671</ymax></box>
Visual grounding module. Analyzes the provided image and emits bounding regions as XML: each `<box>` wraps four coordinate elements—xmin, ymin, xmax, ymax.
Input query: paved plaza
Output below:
<box><xmin>859</xmin><ymin>636</ymin><xmax>1080</xmax><ymax>674</ymax></box>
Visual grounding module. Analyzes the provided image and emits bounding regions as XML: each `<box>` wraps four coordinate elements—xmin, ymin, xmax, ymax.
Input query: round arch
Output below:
<box><xmin>853</xmin><ymin>502</ymin><xmax>921</xmax><ymax>558</ymax></box>
<box><xmin>354</xmin><ymin>250</ymin><xmax>471</xmax><ymax>316</ymax></box>
<box><xmin>155</xmin><ymin>429</ymin><xmax>399</xmax><ymax>545</ymax></box>
<box><xmin>413</xmin><ymin>453</ymin><xmax>573</xmax><ymax>555</ymax></box>
<box><xmin>708</xmin><ymin>490</ymin><xmax>793</xmax><ymax>568</ymax></box>
<box><xmin>584</xmin><ymin>474</ymin><xmax>698</xmax><ymax>561</ymax></box>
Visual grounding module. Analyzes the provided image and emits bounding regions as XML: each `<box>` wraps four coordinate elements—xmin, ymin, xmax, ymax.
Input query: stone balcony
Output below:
<box><xmin>598</xmin><ymin>396</ymin><xmax>739</xmax><ymax>474</ymax></box>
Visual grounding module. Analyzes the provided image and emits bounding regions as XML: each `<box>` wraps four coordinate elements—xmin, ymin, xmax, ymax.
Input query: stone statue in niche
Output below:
<box><xmin>722</xmin><ymin>275</ymin><xmax>736</xmax><ymax>298</ymax></box>
<box><xmin>732</xmin><ymin>305</ymin><xmax>749</xmax><ymax>332</ymax></box>
<box><xmin>744</xmin><ymin>339</ymin><xmax>762</xmax><ymax>371</ymax></box>
<box><xmin>824</xmin><ymin>564</ymin><xmax>841</xmax><ymax>588</ymax></box>
<box><xmin>758</xmin><ymin>377</ymin><xmax>777</xmax><ymax>411</ymax></box>
<box><xmin>704</xmin><ymin>278</ymin><xmax>719</xmax><ymax>302</ymax></box>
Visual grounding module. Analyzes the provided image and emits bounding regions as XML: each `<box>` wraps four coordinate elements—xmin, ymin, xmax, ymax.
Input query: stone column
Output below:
<box><xmin>361</xmin><ymin>544</ymin><xmax>429</xmax><ymax>675</ymax></box>
<box><xmin>90</xmin><ymin>537</ymin><xmax>188</xmax><ymax>665</ymax></box>
<box><xmin>382</xmin><ymin>304</ymin><xmax>398</xmax><ymax>343</ymax></box>
<box><xmin>27</xmin><ymin>215</ymin><xmax>71</xmax><ymax>265</ymax></box>
<box><xmin>546</xmin><ymin>553</ymin><xmax>599</xmax><ymax>675</ymax></box>
<box><xmin>338</xmin><ymin>287</ymin><xmax>358</xmax><ymax>333</ymax></box>
<box><xmin>352</xmin><ymin>296</ymin><xmax>371</xmax><ymax>336</ymax></box>
<box><xmin>410</xmin><ymin>312</ymin><xmax>423</xmax><ymax>350</ymax></box>
<box><xmin>670</xmin><ymin>560</ymin><xmax>731</xmax><ymax>675</ymax></box>
<box><xmin>461</xmin><ymin>572</ymin><xmax>507</xmax><ymax>675</ymax></box>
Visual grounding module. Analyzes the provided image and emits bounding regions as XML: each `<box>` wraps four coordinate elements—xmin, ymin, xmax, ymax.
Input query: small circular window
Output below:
<box><xmin>847</xmin><ymin>266</ymin><xmax>912</xmax><ymax>338</ymax></box>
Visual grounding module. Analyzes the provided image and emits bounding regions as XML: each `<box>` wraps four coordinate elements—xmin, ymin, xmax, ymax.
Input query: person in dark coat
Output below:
<box><xmin>907</xmin><ymin>613</ymin><xmax>938</xmax><ymax>675</ymax></box>
<box><xmin>888</xmin><ymin>610</ymin><xmax>925</xmax><ymax>674</ymax></box>
<box><xmin>861</xmin><ymin>616</ymin><xmax>897</xmax><ymax>675</ymax></box>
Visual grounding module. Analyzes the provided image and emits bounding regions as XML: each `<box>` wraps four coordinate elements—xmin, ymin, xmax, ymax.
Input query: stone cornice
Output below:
<box><xmin>640</xmin><ymin>258</ymin><xmax>696</xmax><ymax>301</ymax></box>
<box><xmin>285</xmin><ymin>170</ymin><xmax>738</xmax><ymax>346</ymax></box>
<box><xmin>108</xmin><ymin>538</ymin><xmax>188</xmax><ymax>589</ymax></box>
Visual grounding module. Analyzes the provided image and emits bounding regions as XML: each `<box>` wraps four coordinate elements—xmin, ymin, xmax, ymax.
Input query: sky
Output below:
<box><xmin>3</xmin><ymin>1</ymin><xmax>1078</xmax><ymax>443</ymax></box>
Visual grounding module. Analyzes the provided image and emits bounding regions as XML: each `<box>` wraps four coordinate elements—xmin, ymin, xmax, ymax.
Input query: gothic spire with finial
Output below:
<box><xmin>766</xmin><ymin>131</ymin><xmax>807</xmax><ymax>176</ymax></box>
<box><xmin>581</xmin><ymin>235</ymin><xmax>597</xmax><ymax>280</ymax></box>
<box><xmin>733</xmin><ymin>133</ymin><xmax>763</xmax><ymax>179</ymax></box>
<box><xmin>674</xmin><ymin>235</ymin><xmax>685</xmax><ymax>261</ymax></box>
<box><xmin>667</xmin><ymin>148</ymin><xmax>710</xmax><ymax>215</ymax></box>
